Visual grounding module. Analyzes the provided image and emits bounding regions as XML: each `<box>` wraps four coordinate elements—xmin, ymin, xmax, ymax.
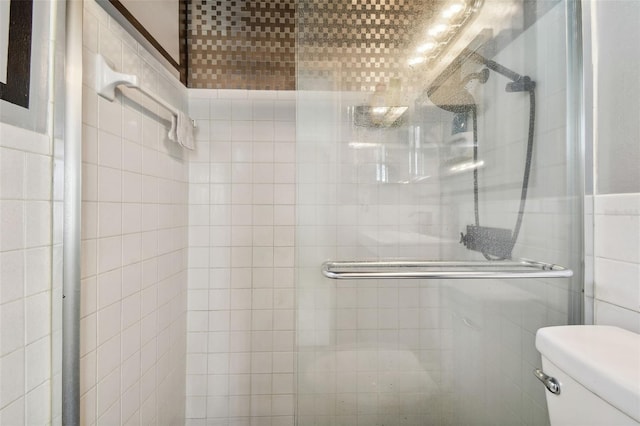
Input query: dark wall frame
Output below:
<box><xmin>96</xmin><ymin>0</ymin><xmax>188</xmax><ymax>85</ymax></box>
<box><xmin>0</xmin><ymin>0</ymin><xmax>34</xmax><ymax>109</ymax></box>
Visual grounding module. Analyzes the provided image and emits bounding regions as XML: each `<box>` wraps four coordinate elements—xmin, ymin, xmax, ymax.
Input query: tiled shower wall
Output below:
<box><xmin>185</xmin><ymin>90</ymin><xmax>296</xmax><ymax>425</ymax></box>
<box><xmin>0</xmin><ymin>2</ymin><xmax>60</xmax><ymax>424</ymax></box>
<box><xmin>79</xmin><ymin>2</ymin><xmax>189</xmax><ymax>424</ymax></box>
<box><xmin>0</xmin><ymin>123</ymin><xmax>53</xmax><ymax>425</ymax></box>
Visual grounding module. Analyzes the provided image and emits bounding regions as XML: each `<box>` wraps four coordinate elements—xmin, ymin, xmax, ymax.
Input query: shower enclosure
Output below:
<box><xmin>295</xmin><ymin>0</ymin><xmax>583</xmax><ymax>425</ymax></box>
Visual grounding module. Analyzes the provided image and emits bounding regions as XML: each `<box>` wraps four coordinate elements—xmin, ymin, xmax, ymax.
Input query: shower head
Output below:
<box><xmin>426</xmin><ymin>49</ymin><xmax>537</xmax><ymax>114</ymax></box>
<box><xmin>427</xmin><ymin>86</ymin><xmax>475</xmax><ymax>114</ymax></box>
<box><xmin>426</xmin><ymin>68</ymin><xmax>490</xmax><ymax>113</ymax></box>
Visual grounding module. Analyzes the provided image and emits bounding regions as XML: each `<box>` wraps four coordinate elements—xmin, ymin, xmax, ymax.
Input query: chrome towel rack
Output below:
<box><xmin>95</xmin><ymin>54</ymin><xmax>195</xmax><ymax>127</ymax></box>
<box><xmin>321</xmin><ymin>259</ymin><xmax>573</xmax><ymax>280</ymax></box>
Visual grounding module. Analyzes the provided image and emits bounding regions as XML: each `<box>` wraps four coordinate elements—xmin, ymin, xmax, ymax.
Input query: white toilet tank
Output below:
<box><xmin>535</xmin><ymin>326</ymin><xmax>640</xmax><ymax>426</ymax></box>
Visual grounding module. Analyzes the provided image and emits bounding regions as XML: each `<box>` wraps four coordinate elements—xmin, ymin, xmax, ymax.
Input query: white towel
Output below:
<box><xmin>168</xmin><ymin>112</ymin><xmax>195</xmax><ymax>150</ymax></box>
<box><xmin>177</xmin><ymin>111</ymin><xmax>195</xmax><ymax>150</ymax></box>
<box><xmin>168</xmin><ymin>115</ymin><xmax>178</xmax><ymax>143</ymax></box>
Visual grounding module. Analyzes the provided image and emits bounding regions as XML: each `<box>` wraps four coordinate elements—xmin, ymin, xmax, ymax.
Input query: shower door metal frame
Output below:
<box><xmin>566</xmin><ymin>0</ymin><xmax>586</xmax><ymax>326</ymax></box>
<box><xmin>62</xmin><ymin>0</ymin><xmax>83</xmax><ymax>424</ymax></box>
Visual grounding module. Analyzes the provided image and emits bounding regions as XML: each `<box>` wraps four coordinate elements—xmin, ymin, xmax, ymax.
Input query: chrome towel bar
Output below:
<box><xmin>321</xmin><ymin>259</ymin><xmax>573</xmax><ymax>280</ymax></box>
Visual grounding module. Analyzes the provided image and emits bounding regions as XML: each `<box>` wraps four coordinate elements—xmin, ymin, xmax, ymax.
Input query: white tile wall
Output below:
<box><xmin>80</xmin><ymin>2</ymin><xmax>189</xmax><ymax>425</ymax></box>
<box><xmin>592</xmin><ymin>194</ymin><xmax>640</xmax><ymax>332</ymax></box>
<box><xmin>0</xmin><ymin>122</ymin><xmax>53</xmax><ymax>424</ymax></box>
<box><xmin>186</xmin><ymin>89</ymin><xmax>296</xmax><ymax>426</ymax></box>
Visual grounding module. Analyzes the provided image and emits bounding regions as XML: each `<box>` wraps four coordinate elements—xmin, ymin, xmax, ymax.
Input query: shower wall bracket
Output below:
<box><xmin>95</xmin><ymin>54</ymin><xmax>138</xmax><ymax>101</ymax></box>
<box><xmin>95</xmin><ymin>54</ymin><xmax>195</xmax><ymax>128</ymax></box>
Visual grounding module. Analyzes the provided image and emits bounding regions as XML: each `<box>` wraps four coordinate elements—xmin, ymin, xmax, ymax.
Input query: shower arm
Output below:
<box><xmin>465</xmin><ymin>50</ymin><xmax>522</xmax><ymax>83</ymax></box>
<box><xmin>427</xmin><ymin>48</ymin><xmax>535</xmax><ymax>97</ymax></box>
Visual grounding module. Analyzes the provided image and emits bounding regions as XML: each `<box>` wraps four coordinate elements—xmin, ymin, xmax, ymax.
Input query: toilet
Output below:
<box><xmin>535</xmin><ymin>325</ymin><xmax>640</xmax><ymax>425</ymax></box>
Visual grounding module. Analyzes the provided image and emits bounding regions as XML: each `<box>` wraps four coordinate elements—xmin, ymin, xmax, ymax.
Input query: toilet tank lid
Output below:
<box><xmin>536</xmin><ymin>325</ymin><xmax>640</xmax><ymax>423</ymax></box>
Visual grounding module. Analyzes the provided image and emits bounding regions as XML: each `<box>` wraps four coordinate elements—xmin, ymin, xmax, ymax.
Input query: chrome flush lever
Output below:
<box><xmin>534</xmin><ymin>368</ymin><xmax>561</xmax><ymax>395</ymax></box>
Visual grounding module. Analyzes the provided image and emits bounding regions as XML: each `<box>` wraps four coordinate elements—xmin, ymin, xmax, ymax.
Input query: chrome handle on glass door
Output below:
<box><xmin>321</xmin><ymin>259</ymin><xmax>573</xmax><ymax>280</ymax></box>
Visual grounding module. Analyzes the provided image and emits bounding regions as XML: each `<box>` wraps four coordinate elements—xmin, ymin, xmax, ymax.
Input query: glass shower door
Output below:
<box><xmin>295</xmin><ymin>1</ymin><xmax>583</xmax><ymax>425</ymax></box>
